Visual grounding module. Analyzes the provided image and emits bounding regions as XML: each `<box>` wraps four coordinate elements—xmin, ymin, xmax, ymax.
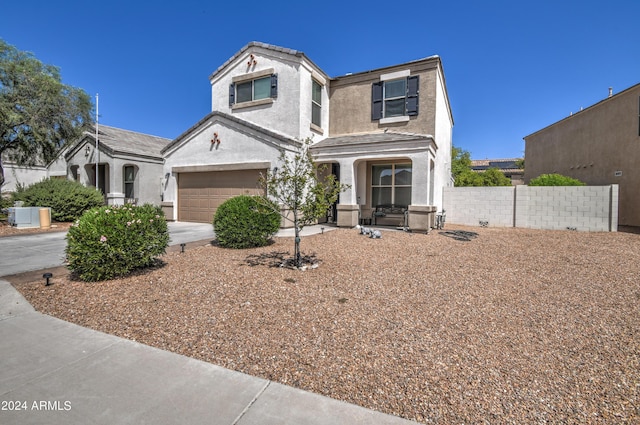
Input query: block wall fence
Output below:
<box><xmin>442</xmin><ymin>185</ymin><xmax>619</xmax><ymax>232</ymax></box>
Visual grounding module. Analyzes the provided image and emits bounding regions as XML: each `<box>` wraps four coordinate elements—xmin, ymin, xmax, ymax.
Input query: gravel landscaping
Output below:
<box><xmin>13</xmin><ymin>225</ymin><xmax>640</xmax><ymax>424</ymax></box>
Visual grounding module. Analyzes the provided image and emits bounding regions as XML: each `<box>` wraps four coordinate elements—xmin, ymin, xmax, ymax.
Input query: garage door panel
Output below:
<box><xmin>177</xmin><ymin>170</ymin><xmax>265</xmax><ymax>223</ymax></box>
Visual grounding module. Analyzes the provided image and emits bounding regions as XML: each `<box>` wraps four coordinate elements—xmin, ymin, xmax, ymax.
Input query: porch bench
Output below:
<box><xmin>372</xmin><ymin>204</ymin><xmax>408</xmax><ymax>226</ymax></box>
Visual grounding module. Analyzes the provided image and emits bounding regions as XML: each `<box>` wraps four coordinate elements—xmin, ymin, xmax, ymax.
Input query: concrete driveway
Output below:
<box><xmin>0</xmin><ymin>222</ymin><xmax>215</xmax><ymax>277</ymax></box>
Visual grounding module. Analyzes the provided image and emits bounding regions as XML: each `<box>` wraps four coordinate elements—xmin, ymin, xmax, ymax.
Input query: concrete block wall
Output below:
<box><xmin>443</xmin><ymin>185</ymin><xmax>618</xmax><ymax>232</ymax></box>
<box><xmin>443</xmin><ymin>187</ymin><xmax>515</xmax><ymax>227</ymax></box>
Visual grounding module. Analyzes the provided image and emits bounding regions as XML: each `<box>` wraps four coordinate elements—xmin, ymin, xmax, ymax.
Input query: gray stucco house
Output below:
<box><xmin>161</xmin><ymin>42</ymin><xmax>454</xmax><ymax>231</ymax></box>
<box><xmin>65</xmin><ymin>125</ymin><xmax>170</xmax><ymax>206</ymax></box>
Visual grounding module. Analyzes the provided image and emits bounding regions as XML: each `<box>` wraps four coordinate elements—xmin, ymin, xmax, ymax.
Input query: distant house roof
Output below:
<box><xmin>471</xmin><ymin>158</ymin><xmax>523</xmax><ymax>174</ymax></box>
<box><xmin>70</xmin><ymin>125</ymin><xmax>171</xmax><ymax>160</ymax></box>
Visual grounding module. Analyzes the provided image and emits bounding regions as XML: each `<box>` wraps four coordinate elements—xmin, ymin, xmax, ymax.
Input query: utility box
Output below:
<box><xmin>7</xmin><ymin>207</ymin><xmax>50</xmax><ymax>228</ymax></box>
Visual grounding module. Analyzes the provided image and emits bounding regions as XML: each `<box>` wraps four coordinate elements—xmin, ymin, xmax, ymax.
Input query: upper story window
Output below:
<box><xmin>371</xmin><ymin>75</ymin><xmax>419</xmax><ymax>121</ymax></box>
<box><xmin>229</xmin><ymin>69</ymin><xmax>278</xmax><ymax>107</ymax></box>
<box><xmin>236</xmin><ymin>76</ymin><xmax>271</xmax><ymax>103</ymax></box>
<box><xmin>312</xmin><ymin>80</ymin><xmax>322</xmax><ymax>127</ymax></box>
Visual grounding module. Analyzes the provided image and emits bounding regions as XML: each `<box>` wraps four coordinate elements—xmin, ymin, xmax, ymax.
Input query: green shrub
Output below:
<box><xmin>12</xmin><ymin>178</ymin><xmax>104</xmax><ymax>221</ymax></box>
<box><xmin>529</xmin><ymin>173</ymin><xmax>586</xmax><ymax>186</ymax></box>
<box><xmin>66</xmin><ymin>204</ymin><xmax>169</xmax><ymax>282</ymax></box>
<box><xmin>213</xmin><ymin>195</ymin><xmax>281</xmax><ymax>249</ymax></box>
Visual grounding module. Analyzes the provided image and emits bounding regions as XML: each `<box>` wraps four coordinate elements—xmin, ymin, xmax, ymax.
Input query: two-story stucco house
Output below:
<box><xmin>161</xmin><ymin>42</ymin><xmax>453</xmax><ymax>231</ymax></box>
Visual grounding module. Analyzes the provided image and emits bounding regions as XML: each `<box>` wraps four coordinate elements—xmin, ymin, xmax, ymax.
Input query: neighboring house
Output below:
<box><xmin>524</xmin><ymin>83</ymin><xmax>640</xmax><ymax>227</ymax></box>
<box><xmin>470</xmin><ymin>158</ymin><xmax>524</xmax><ymax>185</ymax></box>
<box><xmin>1</xmin><ymin>157</ymin><xmax>48</xmax><ymax>194</ymax></box>
<box><xmin>1</xmin><ymin>149</ymin><xmax>68</xmax><ymax>195</ymax></box>
<box><xmin>161</xmin><ymin>42</ymin><xmax>453</xmax><ymax>230</ymax></box>
<box><xmin>65</xmin><ymin>125</ymin><xmax>171</xmax><ymax>206</ymax></box>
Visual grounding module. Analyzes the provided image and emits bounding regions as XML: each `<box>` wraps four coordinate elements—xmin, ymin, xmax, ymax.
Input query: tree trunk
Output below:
<box><xmin>293</xmin><ymin>215</ymin><xmax>301</xmax><ymax>267</ymax></box>
<box><xmin>0</xmin><ymin>160</ymin><xmax>5</xmax><ymax>188</ymax></box>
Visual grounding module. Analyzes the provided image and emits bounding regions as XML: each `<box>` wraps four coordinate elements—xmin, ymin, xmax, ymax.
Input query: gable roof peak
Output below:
<box><xmin>209</xmin><ymin>41</ymin><xmax>309</xmax><ymax>81</ymax></box>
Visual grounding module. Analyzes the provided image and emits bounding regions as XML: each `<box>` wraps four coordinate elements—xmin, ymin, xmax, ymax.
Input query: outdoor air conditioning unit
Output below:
<box><xmin>7</xmin><ymin>207</ymin><xmax>49</xmax><ymax>228</ymax></box>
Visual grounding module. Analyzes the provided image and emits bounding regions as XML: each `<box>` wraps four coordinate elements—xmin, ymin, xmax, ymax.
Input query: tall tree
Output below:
<box><xmin>260</xmin><ymin>139</ymin><xmax>348</xmax><ymax>268</ymax></box>
<box><xmin>451</xmin><ymin>145</ymin><xmax>472</xmax><ymax>181</ymax></box>
<box><xmin>451</xmin><ymin>145</ymin><xmax>512</xmax><ymax>186</ymax></box>
<box><xmin>0</xmin><ymin>39</ymin><xmax>92</xmax><ymax>188</ymax></box>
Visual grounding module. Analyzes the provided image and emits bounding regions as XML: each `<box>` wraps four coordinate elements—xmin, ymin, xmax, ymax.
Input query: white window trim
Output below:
<box><xmin>380</xmin><ymin>115</ymin><xmax>410</xmax><ymax>124</ymax></box>
<box><xmin>380</xmin><ymin>69</ymin><xmax>410</xmax><ymax>82</ymax></box>
<box><xmin>231</xmin><ymin>97</ymin><xmax>273</xmax><ymax>110</ymax></box>
<box><xmin>377</xmin><ymin>70</ymin><xmax>413</xmax><ymax>119</ymax></box>
<box><xmin>232</xmin><ymin>68</ymin><xmax>275</xmax><ymax>83</ymax></box>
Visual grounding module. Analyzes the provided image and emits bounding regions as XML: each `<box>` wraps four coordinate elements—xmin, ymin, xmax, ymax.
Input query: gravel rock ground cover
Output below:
<box><xmin>15</xmin><ymin>226</ymin><xmax>640</xmax><ymax>423</ymax></box>
<box><xmin>0</xmin><ymin>221</ymin><xmax>72</xmax><ymax>236</ymax></box>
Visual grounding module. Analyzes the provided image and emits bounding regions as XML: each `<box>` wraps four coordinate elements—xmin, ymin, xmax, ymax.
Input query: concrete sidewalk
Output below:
<box><xmin>0</xmin><ymin>225</ymin><xmax>417</xmax><ymax>424</ymax></box>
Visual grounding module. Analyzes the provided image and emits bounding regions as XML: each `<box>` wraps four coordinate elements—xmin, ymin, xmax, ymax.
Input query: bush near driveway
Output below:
<box><xmin>66</xmin><ymin>204</ymin><xmax>169</xmax><ymax>281</ymax></box>
<box><xmin>213</xmin><ymin>195</ymin><xmax>281</xmax><ymax>249</ymax></box>
<box><xmin>12</xmin><ymin>178</ymin><xmax>105</xmax><ymax>221</ymax></box>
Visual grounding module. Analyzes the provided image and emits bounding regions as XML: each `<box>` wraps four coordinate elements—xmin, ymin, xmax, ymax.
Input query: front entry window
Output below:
<box><xmin>124</xmin><ymin>165</ymin><xmax>135</xmax><ymax>199</ymax></box>
<box><xmin>371</xmin><ymin>163</ymin><xmax>412</xmax><ymax>206</ymax></box>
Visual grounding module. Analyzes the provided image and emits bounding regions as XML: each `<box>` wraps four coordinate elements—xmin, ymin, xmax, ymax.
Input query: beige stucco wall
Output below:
<box><xmin>524</xmin><ymin>84</ymin><xmax>640</xmax><ymax>227</ymax></box>
<box><xmin>328</xmin><ymin>58</ymin><xmax>440</xmax><ymax>136</ymax></box>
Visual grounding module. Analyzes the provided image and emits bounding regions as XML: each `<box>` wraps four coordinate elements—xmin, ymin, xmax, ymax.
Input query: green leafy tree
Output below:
<box><xmin>481</xmin><ymin>167</ymin><xmax>512</xmax><ymax>186</ymax></box>
<box><xmin>451</xmin><ymin>146</ymin><xmax>472</xmax><ymax>185</ymax></box>
<box><xmin>260</xmin><ymin>139</ymin><xmax>349</xmax><ymax>268</ymax></box>
<box><xmin>455</xmin><ymin>169</ymin><xmax>484</xmax><ymax>186</ymax></box>
<box><xmin>452</xmin><ymin>146</ymin><xmax>511</xmax><ymax>186</ymax></box>
<box><xmin>0</xmin><ymin>39</ymin><xmax>92</xmax><ymax>188</ymax></box>
<box><xmin>529</xmin><ymin>173</ymin><xmax>585</xmax><ymax>186</ymax></box>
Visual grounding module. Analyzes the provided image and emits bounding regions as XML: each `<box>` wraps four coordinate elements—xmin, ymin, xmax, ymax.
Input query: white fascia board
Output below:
<box><xmin>380</xmin><ymin>69</ymin><xmax>411</xmax><ymax>81</ymax></box>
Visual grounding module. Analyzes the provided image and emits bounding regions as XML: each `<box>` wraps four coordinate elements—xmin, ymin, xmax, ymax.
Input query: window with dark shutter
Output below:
<box><xmin>229</xmin><ymin>83</ymin><xmax>235</xmax><ymax>106</ymax></box>
<box><xmin>372</xmin><ymin>81</ymin><xmax>383</xmax><ymax>120</ymax></box>
<box><xmin>406</xmin><ymin>75</ymin><xmax>419</xmax><ymax>116</ymax></box>
<box><xmin>230</xmin><ymin>70</ymin><xmax>277</xmax><ymax>108</ymax></box>
<box><xmin>372</xmin><ymin>76</ymin><xmax>419</xmax><ymax>120</ymax></box>
<box><xmin>271</xmin><ymin>74</ymin><xmax>278</xmax><ymax>98</ymax></box>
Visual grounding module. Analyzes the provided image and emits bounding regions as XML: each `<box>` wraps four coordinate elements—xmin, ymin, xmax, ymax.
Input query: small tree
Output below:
<box><xmin>260</xmin><ymin>139</ymin><xmax>348</xmax><ymax>268</ymax></box>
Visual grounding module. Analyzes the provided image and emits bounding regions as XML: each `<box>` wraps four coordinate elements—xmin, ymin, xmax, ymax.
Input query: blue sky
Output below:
<box><xmin>3</xmin><ymin>0</ymin><xmax>639</xmax><ymax>159</ymax></box>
